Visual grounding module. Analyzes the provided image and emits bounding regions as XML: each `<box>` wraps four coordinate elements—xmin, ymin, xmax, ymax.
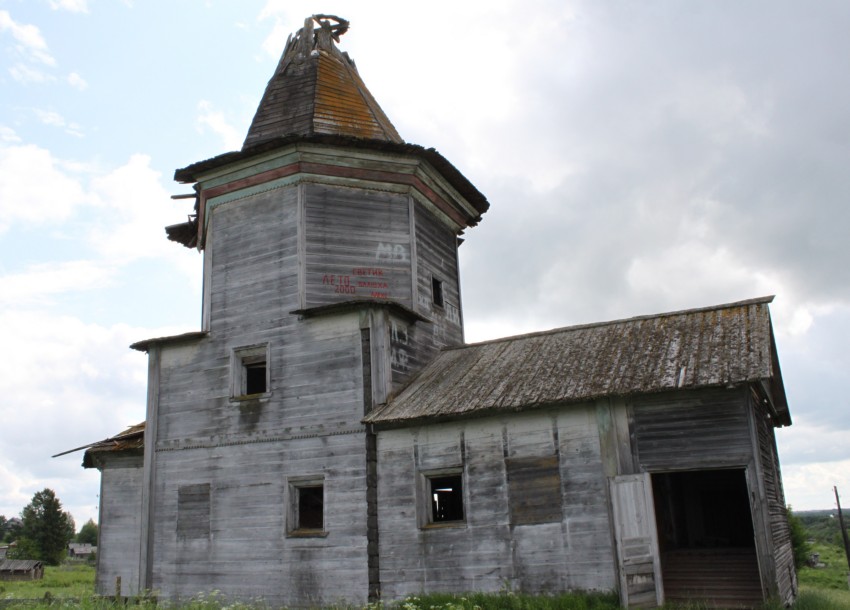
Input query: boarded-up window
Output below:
<box><xmin>177</xmin><ymin>483</ymin><xmax>210</xmax><ymax>539</ymax></box>
<box><xmin>506</xmin><ymin>456</ymin><xmax>562</xmax><ymax>525</ymax></box>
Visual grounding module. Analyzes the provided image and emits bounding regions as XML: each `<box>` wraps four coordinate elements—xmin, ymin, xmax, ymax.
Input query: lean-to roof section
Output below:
<box><xmin>365</xmin><ymin>296</ymin><xmax>790</xmax><ymax>427</ymax></box>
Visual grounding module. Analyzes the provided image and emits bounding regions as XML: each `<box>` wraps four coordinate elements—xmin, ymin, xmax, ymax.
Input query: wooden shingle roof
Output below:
<box><xmin>365</xmin><ymin>296</ymin><xmax>789</xmax><ymax>427</ymax></box>
<box><xmin>243</xmin><ymin>15</ymin><xmax>402</xmax><ymax>148</ymax></box>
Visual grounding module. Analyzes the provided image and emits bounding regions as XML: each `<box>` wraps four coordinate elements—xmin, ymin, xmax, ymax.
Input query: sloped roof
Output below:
<box><xmin>365</xmin><ymin>296</ymin><xmax>789</xmax><ymax>427</ymax></box>
<box><xmin>243</xmin><ymin>15</ymin><xmax>402</xmax><ymax>148</ymax></box>
<box><xmin>49</xmin><ymin>422</ymin><xmax>146</xmax><ymax>468</ymax></box>
<box><xmin>0</xmin><ymin>559</ymin><xmax>43</xmax><ymax>572</ymax></box>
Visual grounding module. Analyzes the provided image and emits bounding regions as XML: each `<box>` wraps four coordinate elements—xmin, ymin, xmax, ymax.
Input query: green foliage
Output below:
<box><xmin>0</xmin><ymin>563</ymin><xmax>95</xmax><ymax>598</ymax></box>
<box><xmin>788</xmin><ymin>506</ymin><xmax>813</xmax><ymax>569</ymax></box>
<box><xmin>0</xmin><ymin>588</ymin><xmax>848</xmax><ymax>610</ymax></box>
<box><xmin>799</xmin><ymin>540</ymin><xmax>850</xmax><ymax>590</ymax></box>
<box><xmin>7</xmin><ymin>536</ymin><xmax>39</xmax><ymax>559</ymax></box>
<box><xmin>798</xmin><ymin>509</ymin><xmax>850</xmax><ymax>545</ymax></box>
<box><xmin>400</xmin><ymin>591</ymin><xmax>620</xmax><ymax>610</ymax></box>
<box><xmin>76</xmin><ymin>518</ymin><xmax>99</xmax><ymax>545</ymax></box>
<box><xmin>19</xmin><ymin>488</ymin><xmax>76</xmax><ymax>565</ymax></box>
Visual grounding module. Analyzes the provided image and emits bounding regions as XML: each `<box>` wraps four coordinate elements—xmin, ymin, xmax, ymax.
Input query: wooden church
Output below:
<box><xmin>79</xmin><ymin>15</ymin><xmax>796</xmax><ymax>609</ymax></box>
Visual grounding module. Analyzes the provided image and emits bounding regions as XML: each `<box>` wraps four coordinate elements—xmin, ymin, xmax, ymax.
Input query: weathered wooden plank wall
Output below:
<box><xmin>631</xmin><ymin>387</ymin><xmax>752</xmax><ymax>470</ymax></box>
<box><xmin>96</xmin><ymin>455</ymin><xmax>143</xmax><ymax>596</ymax></box>
<box><xmin>375</xmin><ymin>406</ymin><xmax>616</xmax><ymax>599</ymax></box>
<box><xmin>147</xmin><ymin>186</ymin><xmax>374</xmax><ymax>606</ymax></box>
<box><xmin>753</xmin><ymin>395</ymin><xmax>796</xmax><ymax>604</ymax></box>
<box><xmin>304</xmin><ymin>184</ymin><xmax>412</xmax><ymax>308</ymax></box>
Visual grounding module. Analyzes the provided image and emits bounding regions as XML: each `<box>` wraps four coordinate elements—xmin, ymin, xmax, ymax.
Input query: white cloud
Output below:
<box><xmin>0</xmin><ymin>10</ymin><xmax>56</xmax><ymax>66</ymax></box>
<box><xmin>0</xmin><ymin>144</ymin><xmax>91</xmax><ymax>231</ymax></box>
<box><xmin>67</xmin><ymin>72</ymin><xmax>88</xmax><ymax>90</ymax></box>
<box><xmin>9</xmin><ymin>63</ymin><xmax>54</xmax><ymax>84</ymax></box>
<box><xmin>33</xmin><ymin>108</ymin><xmax>84</xmax><ymax>137</ymax></box>
<box><xmin>196</xmin><ymin>100</ymin><xmax>243</xmax><ymax>151</ymax></box>
<box><xmin>0</xmin><ymin>261</ymin><xmax>117</xmax><ymax>306</ymax></box>
<box><xmin>0</xmin><ymin>310</ymin><xmax>178</xmax><ymax>524</ymax></box>
<box><xmin>48</xmin><ymin>0</ymin><xmax>90</xmax><ymax>13</ymax></box>
<box><xmin>0</xmin><ymin>125</ymin><xmax>21</xmax><ymax>143</ymax></box>
<box><xmin>778</xmin><ymin>457</ymin><xmax>850</xmax><ymax>512</ymax></box>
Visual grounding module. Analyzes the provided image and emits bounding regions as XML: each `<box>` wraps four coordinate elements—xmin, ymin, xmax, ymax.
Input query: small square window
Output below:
<box><xmin>422</xmin><ymin>470</ymin><xmax>464</xmax><ymax>526</ymax></box>
<box><xmin>231</xmin><ymin>344</ymin><xmax>270</xmax><ymax>398</ymax></box>
<box><xmin>431</xmin><ymin>276</ymin><xmax>444</xmax><ymax>308</ymax></box>
<box><xmin>288</xmin><ymin>477</ymin><xmax>326</xmax><ymax>536</ymax></box>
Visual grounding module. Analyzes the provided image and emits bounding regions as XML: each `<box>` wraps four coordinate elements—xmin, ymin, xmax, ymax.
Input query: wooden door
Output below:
<box><xmin>610</xmin><ymin>473</ymin><xmax>664</xmax><ymax>608</ymax></box>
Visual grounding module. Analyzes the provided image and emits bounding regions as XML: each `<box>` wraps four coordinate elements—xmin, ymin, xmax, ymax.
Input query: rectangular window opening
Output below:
<box><xmin>288</xmin><ymin>478</ymin><xmax>326</xmax><ymax>536</ymax></box>
<box><xmin>244</xmin><ymin>360</ymin><xmax>267</xmax><ymax>395</ymax></box>
<box><xmin>298</xmin><ymin>485</ymin><xmax>324</xmax><ymax>530</ymax></box>
<box><xmin>231</xmin><ymin>344</ymin><xmax>270</xmax><ymax>399</ymax></box>
<box><xmin>431</xmin><ymin>276</ymin><xmax>444</xmax><ymax>308</ymax></box>
<box><xmin>428</xmin><ymin>473</ymin><xmax>464</xmax><ymax>523</ymax></box>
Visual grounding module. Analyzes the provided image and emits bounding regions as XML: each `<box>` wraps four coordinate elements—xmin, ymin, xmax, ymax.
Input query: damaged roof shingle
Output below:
<box><xmin>364</xmin><ymin>296</ymin><xmax>788</xmax><ymax>427</ymax></box>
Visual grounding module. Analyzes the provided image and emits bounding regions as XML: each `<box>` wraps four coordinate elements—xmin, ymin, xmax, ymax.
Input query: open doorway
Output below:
<box><xmin>652</xmin><ymin>469</ymin><xmax>764</xmax><ymax>608</ymax></box>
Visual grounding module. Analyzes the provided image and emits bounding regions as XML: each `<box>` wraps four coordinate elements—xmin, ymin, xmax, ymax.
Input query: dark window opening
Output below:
<box><xmin>244</xmin><ymin>361</ymin><xmax>267</xmax><ymax>395</ymax></box>
<box><xmin>431</xmin><ymin>277</ymin><xmax>444</xmax><ymax>308</ymax></box>
<box><xmin>296</xmin><ymin>485</ymin><xmax>324</xmax><ymax>530</ymax></box>
<box><xmin>429</xmin><ymin>474</ymin><xmax>463</xmax><ymax>523</ymax></box>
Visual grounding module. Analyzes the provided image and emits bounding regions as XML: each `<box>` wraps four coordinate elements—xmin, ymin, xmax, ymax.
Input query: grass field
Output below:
<box><xmin>2</xmin><ymin>561</ymin><xmax>849</xmax><ymax>609</ymax></box>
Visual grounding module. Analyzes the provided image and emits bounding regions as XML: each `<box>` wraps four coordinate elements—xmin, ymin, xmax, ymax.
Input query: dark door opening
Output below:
<box><xmin>652</xmin><ymin>469</ymin><xmax>763</xmax><ymax>608</ymax></box>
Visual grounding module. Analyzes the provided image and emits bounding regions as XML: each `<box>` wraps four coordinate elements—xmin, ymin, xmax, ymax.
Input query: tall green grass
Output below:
<box><xmin>2</xmin><ymin>563</ymin><xmax>848</xmax><ymax>609</ymax></box>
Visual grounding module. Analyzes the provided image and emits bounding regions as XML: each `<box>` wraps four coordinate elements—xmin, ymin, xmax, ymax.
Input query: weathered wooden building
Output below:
<box><xmin>77</xmin><ymin>15</ymin><xmax>795</xmax><ymax>608</ymax></box>
<box><xmin>0</xmin><ymin>559</ymin><xmax>44</xmax><ymax>582</ymax></box>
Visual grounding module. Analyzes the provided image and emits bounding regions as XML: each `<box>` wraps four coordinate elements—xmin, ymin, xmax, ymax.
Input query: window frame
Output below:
<box><xmin>287</xmin><ymin>476</ymin><xmax>327</xmax><ymax>537</ymax></box>
<box><xmin>431</xmin><ymin>275</ymin><xmax>445</xmax><ymax>309</ymax></box>
<box><xmin>230</xmin><ymin>343</ymin><xmax>271</xmax><ymax>400</ymax></box>
<box><xmin>419</xmin><ymin>467</ymin><xmax>466</xmax><ymax>529</ymax></box>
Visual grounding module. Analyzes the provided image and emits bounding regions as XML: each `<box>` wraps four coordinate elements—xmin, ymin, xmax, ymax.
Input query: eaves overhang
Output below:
<box><xmin>174</xmin><ymin>134</ymin><xmax>489</xmax><ymax>220</ymax></box>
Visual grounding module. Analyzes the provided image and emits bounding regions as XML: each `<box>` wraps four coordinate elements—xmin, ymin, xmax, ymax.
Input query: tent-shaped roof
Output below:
<box><xmin>244</xmin><ymin>15</ymin><xmax>402</xmax><ymax>148</ymax></box>
<box><xmin>365</xmin><ymin>296</ymin><xmax>789</xmax><ymax>427</ymax></box>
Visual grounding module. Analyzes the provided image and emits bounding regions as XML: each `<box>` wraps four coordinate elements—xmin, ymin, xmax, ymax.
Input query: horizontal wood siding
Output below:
<box><xmin>376</xmin><ymin>407</ymin><xmax>616</xmax><ymax>600</ymax></box>
<box><xmin>388</xmin><ymin>202</ymin><xmax>463</xmax><ymax>389</ymax></box>
<box><xmin>754</xmin><ymin>396</ymin><xmax>796</xmax><ymax>604</ymax></box>
<box><xmin>632</xmin><ymin>387</ymin><xmax>753</xmax><ymax>471</ymax></box>
<box><xmin>304</xmin><ymin>184</ymin><xmax>411</xmax><ymax>308</ymax></box>
<box><xmin>149</xmin><ymin>185</ymin><xmax>373</xmax><ymax>605</ymax></box>
<box><xmin>151</xmin><ymin>433</ymin><xmax>369</xmax><ymax>607</ymax></box>
<box><xmin>208</xmin><ymin>185</ymin><xmax>298</xmax><ymax>337</ymax></box>
<box><xmin>96</xmin><ymin>455</ymin><xmax>143</xmax><ymax>596</ymax></box>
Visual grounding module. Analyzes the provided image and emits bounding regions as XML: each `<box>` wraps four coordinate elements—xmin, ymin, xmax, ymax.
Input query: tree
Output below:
<box><xmin>76</xmin><ymin>518</ymin><xmax>98</xmax><ymax>545</ymax></box>
<box><xmin>787</xmin><ymin>506</ymin><xmax>811</xmax><ymax>569</ymax></box>
<box><xmin>18</xmin><ymin>489</ymin><xmax>75</xmax><ymax>566</ymax></box>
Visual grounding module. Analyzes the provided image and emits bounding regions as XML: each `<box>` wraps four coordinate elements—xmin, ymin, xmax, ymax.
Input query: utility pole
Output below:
<box><xmin>835</xmin><ymin>486</ymin><xmax>850</xmax><ymax>587</ymax></box>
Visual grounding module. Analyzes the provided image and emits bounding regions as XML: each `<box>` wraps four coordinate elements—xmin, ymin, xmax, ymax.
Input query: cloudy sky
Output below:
<box><xmin>1</xmin><ymin>0</ymin><xmax>848</xmax><ymax>528</ymax></box>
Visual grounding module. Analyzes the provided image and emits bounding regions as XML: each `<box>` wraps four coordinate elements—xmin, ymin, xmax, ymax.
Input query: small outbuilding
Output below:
<box><xmin>0</xmin><ymin>559</ymin><xmax>44</xmax><ymax>582</ymax></box>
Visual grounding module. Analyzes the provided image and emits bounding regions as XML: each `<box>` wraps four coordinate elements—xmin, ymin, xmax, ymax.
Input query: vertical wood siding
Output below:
<box><xmin>304</xmin><ymin>184</ymin><xmax>412</xmax><ymax>308</ymax></box>
<box><xmin>97</xmin><ymin>455</ymin><xmax>143</xmax><ymax>596</ymax></box>
<box><xmin>375</xmin><ymin>407</ymin><xmax>616</xmax><ymax>599</ymax></box>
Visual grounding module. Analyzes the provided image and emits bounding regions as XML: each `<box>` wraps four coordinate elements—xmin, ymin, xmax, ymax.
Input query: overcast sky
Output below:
<box><xmin>1</xmin><ymin>1</ymin><xmax>848</xmax><ymax>528</ymax></box>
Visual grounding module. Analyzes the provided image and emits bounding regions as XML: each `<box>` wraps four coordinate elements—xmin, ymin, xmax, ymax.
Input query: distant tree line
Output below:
<box><xmin>1</xmin><ymin>488</ymin><xmax>98</xmax><ymax>566</ymax></box>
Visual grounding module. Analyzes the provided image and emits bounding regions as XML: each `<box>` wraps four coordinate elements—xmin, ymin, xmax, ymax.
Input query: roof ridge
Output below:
<box><xmin>449</xmin><ymin>295</ymin><xmax>776</xmax><ymax>351</ymax></box>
